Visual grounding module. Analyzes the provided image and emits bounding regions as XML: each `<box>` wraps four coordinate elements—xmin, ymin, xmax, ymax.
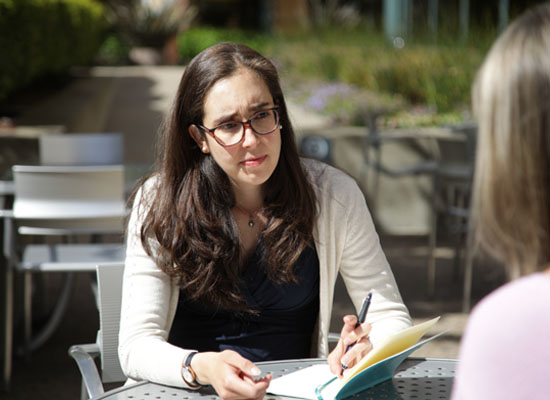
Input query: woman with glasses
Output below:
<box><xmin>120</xmin><ymin>42</ymin><xmax>411</xmax><ymax>400</ymax></box>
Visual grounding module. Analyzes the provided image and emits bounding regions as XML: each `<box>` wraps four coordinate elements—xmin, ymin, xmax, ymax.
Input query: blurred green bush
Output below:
<box><xmin>0</xmin><ymin>0</ymin><xmax>106</xmax><ymax>101</ymax></box>
<box><xmin>95</xmin><ymin>33</ymin><xmax>131</xmax><ymax>65</ymax></box>
<box><xmin>177</xmin><ymin>27</ymin><xmax>270</xmax><ymax>63</ymax></box>
<box><xmin>175</xmin><ymin>26</ymin><xmax>491</xmax><ymax>115</ymax></box>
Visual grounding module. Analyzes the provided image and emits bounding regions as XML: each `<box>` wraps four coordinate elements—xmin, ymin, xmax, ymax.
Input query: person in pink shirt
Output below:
<box><xmin>451</xmin><ymin>3</ymin><xmax>550</xmax><ymax>399</ymax></box>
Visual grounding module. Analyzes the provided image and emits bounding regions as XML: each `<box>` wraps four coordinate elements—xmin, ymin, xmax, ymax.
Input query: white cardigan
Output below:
<box><xmin>119</xmin><ymin>158</ymin><xmax>412</xmax><ymax>388</ymax></box>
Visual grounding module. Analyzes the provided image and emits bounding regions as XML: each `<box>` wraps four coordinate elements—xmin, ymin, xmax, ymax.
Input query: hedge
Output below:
<box><xmin>0</xmin><ymin>0</ymin><xmax>106</xmax><ymax>101</ymax></box>
<box><xmin>177</xmin><ymin>27</ymin><xmax>270</xmax><ymax>63</ymax></box>
<box><xmin>176</xmin><ymin>27</ymin><xmax>489</xmax><ymax>113</ymax></box>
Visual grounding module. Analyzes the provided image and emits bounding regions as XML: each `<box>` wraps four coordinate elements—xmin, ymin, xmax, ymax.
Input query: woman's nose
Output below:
<box><xmin>241</xmin><ymin>125</ymin><xmax>259</xmax><ymax>147</ymax></box>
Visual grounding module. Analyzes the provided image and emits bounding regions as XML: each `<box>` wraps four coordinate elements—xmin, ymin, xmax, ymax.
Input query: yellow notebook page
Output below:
<box><xmin>342</xmin><ymin>316</ymin><xmax>440</xmax><ymax>385</ymax></box>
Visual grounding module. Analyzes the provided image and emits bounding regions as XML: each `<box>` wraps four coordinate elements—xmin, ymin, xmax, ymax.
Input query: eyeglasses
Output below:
<box><xmin>198</xmin><ymin>107</ymin><xmax>280</xmax><ymax>147</ymax></box>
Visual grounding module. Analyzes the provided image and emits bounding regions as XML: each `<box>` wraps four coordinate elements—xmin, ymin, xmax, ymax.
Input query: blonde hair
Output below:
<box><xmin>471</xmin><ymin>3</ymin><xmax>550</xmax><ymax>280</ymax></box>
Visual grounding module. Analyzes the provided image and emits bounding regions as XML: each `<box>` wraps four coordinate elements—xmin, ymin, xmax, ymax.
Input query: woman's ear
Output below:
<box><xmin>189</xmin><ymin>124</ymin><xmax>210</xmax><ymax>154</ymax></box>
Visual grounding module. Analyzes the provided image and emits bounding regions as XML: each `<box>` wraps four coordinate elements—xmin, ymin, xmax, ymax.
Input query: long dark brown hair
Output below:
<box><xmin>137</xmin><ymin>42</ymin><xmax>318</xmax><ymax>311</ymax></box>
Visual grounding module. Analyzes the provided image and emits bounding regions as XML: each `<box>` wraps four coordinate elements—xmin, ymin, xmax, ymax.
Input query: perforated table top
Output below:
<box><xmin>94</xmin><ymin>358</ymin><xmax>457</xmax><ymax>400</ymax></box>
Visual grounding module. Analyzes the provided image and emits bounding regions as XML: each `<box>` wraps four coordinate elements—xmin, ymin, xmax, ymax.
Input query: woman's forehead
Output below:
<box><xmin>202</xmin><ymin>69</ymin><xmax>273</xmax><ymax>120</ymax></box>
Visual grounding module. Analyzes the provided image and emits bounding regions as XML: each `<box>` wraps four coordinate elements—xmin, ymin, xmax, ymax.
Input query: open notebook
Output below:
<box><xmin>268</xmin><ymin>317</ymin><xmax>442</xmax><ymax>400</ymax></box>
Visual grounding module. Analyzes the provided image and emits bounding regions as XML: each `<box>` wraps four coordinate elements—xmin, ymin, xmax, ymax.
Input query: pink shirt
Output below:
<box><xmin>452</xmin><ymin>273</ymin><xmax>550</xmax><ymax>400</ymax></box>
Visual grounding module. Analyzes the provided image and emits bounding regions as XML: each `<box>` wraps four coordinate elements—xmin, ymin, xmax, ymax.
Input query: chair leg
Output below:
<box><xmin>462</xmin><ymin>237</ymin><xmax>474</xmax><ymax>313</ymax></box>
<box><xmin>2</xmin><ymin>267</ymin><xmax>13</xmax><ymax>391</ymax></box>
<box><xmin>370</xmin><ymin>145</ymin><xmax>382</xmax><ymax>212</ymax></box>
<box><xmin>452</xmin><ymin>228</ymin><xmax>465</xmax><ymax>278</ymax></box>
<box><xmin>25</xmin><ymin>273</ymin><xmax>76</xmax><ymax>353</ymax></box>
<box><xmin>81</xmin><ymin>379</ymin><xmax>89</xmax><ymax>400</ymax></box>
<box><xmin>2</xmin><ymin>215</ymin><xmax>14</xmax><ymax>390</ymax></box>
<box><xmin>23</xmin><ymin>271</ymin><xmax>32</xmax><ymax>360</ymax></box>
<box><xmin>451</xmin><ymin>186</ymin><xmax>467</xmax><ymax>278</ymax></box>
<box><xmin>427</xmin><ymin>174</ymin><xmax>439</xmax><ymax>299</ymax></box>
<box><xmin>427</xmin><ymin>210</ymin><xmax>438</xmax><ymax>299</ymax></box>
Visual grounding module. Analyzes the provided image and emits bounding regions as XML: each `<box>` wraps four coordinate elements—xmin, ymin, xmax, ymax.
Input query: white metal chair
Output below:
<box><xmin>427</xmin><ymin>123</ymin><xmax>476</xmax><ymax>311</ymax></box>
<box><xmin>39</xmin><ymin>133</ymin><xmax>124</xmax><ymax>166</ymax></box>
<box><xmin>69</xmin><ymin>262</ymin><xmax>126</xmax><ymax>400</ymax></box>
<box><xmin>361</xmin><ymin>113</ymin><xmax>476</xmax><ymax>308</ymax></box>
<box><xmin>1</xmin><ymin>165</ymin><xmax>126</xmax><ymax>367</ymax></box>
<box><xmin>37</xmin><ymin>131</ymin><xmax>153</xmax><ymax>199</ymax></box>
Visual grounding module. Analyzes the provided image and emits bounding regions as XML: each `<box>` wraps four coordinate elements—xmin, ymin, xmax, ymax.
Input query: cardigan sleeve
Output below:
<box><xmin>118</xmin><ymin>182</ymin><xmax>197</xmax><ymax>388</ymax></box>
<box><xmin>339</xmin><ymin>177</ymin><xmax>412</xmax><ymax>346</ymax></box>
<box><xmin>311</xmin><ymin>160</ymin><xmax>412</xmax><ymax>347</ymax></box>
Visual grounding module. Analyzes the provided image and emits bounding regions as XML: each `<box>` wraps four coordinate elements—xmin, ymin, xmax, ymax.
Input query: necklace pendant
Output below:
<box><xmin>248</xmin><ymin>219</ymin><xmax>255</xmax><ymax>228</ymax></box>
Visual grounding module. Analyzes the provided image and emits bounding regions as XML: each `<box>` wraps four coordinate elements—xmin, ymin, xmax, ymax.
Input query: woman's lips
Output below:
<box><xmin>241</xmin><ymin>155</ymin><xmax>267</xmax><ymax>166</ymax></box>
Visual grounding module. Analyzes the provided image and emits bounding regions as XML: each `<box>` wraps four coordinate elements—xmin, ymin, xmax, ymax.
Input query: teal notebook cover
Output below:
<box><xmin>319</xmin><ymin>331</ymin><xmax>446</xmax><ymax>400</ymax></box>
<box><xmin>267</xmin><ymin>318</ymin><xmax>443</xmax><ymax>400</ymax></box>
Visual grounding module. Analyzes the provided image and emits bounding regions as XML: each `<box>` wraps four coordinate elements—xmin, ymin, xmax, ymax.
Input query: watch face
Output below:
<box><xmin>182</xmin><ymin>352</ymin><xmax>200</xmax><ymax>387</ymax></box>
<box><xmin>183</xmin><ymin>368</ymin><xmax>193</xmax><ymax>382</ymax></box>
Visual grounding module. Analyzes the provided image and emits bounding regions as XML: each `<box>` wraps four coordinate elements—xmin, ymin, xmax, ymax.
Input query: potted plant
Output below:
<box><xmin>105</xmin><ymin>0</ymin><xmax>196</xmax><ymax>64</ymax></box>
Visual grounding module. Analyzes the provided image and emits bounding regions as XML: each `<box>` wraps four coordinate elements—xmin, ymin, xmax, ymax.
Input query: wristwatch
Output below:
<box><xmin>181</xmin><ymin>351</ymin><xmax>201</xmax><ymax>388</ymax></box>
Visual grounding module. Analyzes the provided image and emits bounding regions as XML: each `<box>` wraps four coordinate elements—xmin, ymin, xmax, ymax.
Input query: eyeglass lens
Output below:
<box><xmin>214</xmin><ymin>109</ymin><xmax>278</xmax><ymax>146</ymax></box>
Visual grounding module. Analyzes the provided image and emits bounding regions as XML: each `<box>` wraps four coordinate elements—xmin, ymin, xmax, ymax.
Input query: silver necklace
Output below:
<box><xmin>234</xmin><ymin>204</ymin><xmax>261</xmax><ymax>228</ymax></box>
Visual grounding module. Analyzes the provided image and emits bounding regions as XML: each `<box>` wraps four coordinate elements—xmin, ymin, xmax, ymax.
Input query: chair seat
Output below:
<box><xmin>436</xmin><ymin>162</ymin><xmax>473</xmax><ymax>180</ymax></box>
<box><xmin>368</xmin><ymin>159</ymin><xmax>439</xmax><ymax>177</ymax></box>
<box><xmin>20</xmin><ymin>244</ymin><xmax>125</xmax><ymax>272</ymax></box>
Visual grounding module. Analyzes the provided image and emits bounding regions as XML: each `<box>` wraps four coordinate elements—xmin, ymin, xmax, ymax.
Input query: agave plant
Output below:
<box><xmin>103</xmin><ymin>0</ymin><xmax>197</xmax><ymax>47</ymax></box>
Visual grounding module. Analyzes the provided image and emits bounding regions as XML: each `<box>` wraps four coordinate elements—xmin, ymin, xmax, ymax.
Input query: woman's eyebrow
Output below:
<box><xmin>212</xmin><ymin>112</ymin><xmax>238</xmax><ymax>126</ymax></box>
<box><xmin>250</xmin><ymin>102</ymin><xmax>272</xmax><ymax>111</ymax></box>
<box><xmin>211</xmin><ymin>102</ymin><xmax>273</xmax><ymax>126</ymax></box>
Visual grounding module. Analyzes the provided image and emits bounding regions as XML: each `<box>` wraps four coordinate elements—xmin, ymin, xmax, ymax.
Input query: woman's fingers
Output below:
<box><xmin>218</xmin><ymin>369</ymin><xmax>270</xmax><ymax>400</ymax></box>
<box><xmin>242</xmin><ymin>373</ymin><xmax>273</xmax><ymax>400</ymax></box>
<box><xmin>327</xmin><ymin>316</ymin><xmax>373</xmax><ymax>377</ymax></box>
<box><xmin>193</xmin><ymin>350</ymin><xmax>271</xmax><ymax>400</ymax></box>
<box><xmin>223</xmin><ymin>350</ymin><xmax>262</xmax><ymax>378</ymax></box>
<box><xmin>340</xmin><ymin>337</ymin><xmax>373</xmax><ymax>371</ymax></box>
<box><xmin>327</xmin><ymin>342</ymin><xmax>344</xmax><ymax>376</ymax></box>
<box><xmin>342</xmin><ymin>320</ymin><xmax>372</xmax><ymax>347</ymax></box>
<box><xmin>341</xmin><ymin>315</ymin><xmax>358</xmax><ymax>337</ymax></box>
<box><xmin>327</xmin><ymin>316</ymin><xmax>357</xmax><ymax>376</ymax></box>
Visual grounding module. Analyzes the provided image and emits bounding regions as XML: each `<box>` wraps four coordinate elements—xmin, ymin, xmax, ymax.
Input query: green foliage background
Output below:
<box><xmin>176</xmin><ymin>26</ymin><xmax>493</xmax><ymax>115</ymax></box>
<box><xmin>0</xmin><ymin>0</ymin><xmax>106</xmax><ymax>101</ymax></box>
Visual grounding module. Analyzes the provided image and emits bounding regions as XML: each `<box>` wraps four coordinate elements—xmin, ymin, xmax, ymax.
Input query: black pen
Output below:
<box><xmin>341</xmin><ymin>292</ymin><xmax>372</xmax><ymax>373</ymax></box>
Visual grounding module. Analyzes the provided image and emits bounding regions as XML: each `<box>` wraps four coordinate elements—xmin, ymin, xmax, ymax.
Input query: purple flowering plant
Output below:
<box><xmin>283</xmin><ymin>79</ymin><xmax>403</xmax><ymax>126</ymax></box>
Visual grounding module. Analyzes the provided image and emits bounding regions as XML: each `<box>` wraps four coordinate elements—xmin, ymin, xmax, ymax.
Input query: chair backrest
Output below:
<box><xmin>39</xmin><ymin>133</ymin><xmax>124</xmax><ymax>166</ymax></box>
<box><xmin>97</xmin><ymin>262</ymin><xmax>126</xmax><ymax>383</ymax></box>
<box><xmin>12</xmin><ymin>165</ymin><xmax>126</xmax><ymax>234</ymax></box>
<box><xmin>300</xmin><ymin>135</ymin><xmax>332</xmax><ymax>164</ymax></box>
<box><xmin>434</xmin><ymin>123</ymin><xmax>477</xmax><ymax>165</ymax></box>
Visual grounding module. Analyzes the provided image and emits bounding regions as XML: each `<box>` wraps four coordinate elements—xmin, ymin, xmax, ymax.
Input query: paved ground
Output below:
<box><xmin>1</xmin><ymin>66</ymin><xmax>507</xmax><ymax>399</ymax></box>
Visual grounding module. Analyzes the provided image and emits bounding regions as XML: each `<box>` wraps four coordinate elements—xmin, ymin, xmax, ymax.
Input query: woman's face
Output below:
<box><xmin>190</xmin><ymin>68</ymin><xmax>281</xmax><ymax>193</ymax></box>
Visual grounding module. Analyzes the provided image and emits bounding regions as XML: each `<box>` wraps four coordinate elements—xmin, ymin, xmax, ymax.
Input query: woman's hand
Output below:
<box><xmin>327</xmin><ymin>315</ymin><xmax>373</xmax><ymax>378</ymax></box>
<box><xmin>192</xmin><ymin>350</ymin><xmax>272</xmax><ymax>400</ymax></box>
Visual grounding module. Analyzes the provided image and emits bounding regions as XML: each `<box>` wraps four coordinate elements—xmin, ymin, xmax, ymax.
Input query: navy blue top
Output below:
<box><xmin>168</xmin><ymin>241</ymin><xmax>320</xmax><ymax>362</ymax></box>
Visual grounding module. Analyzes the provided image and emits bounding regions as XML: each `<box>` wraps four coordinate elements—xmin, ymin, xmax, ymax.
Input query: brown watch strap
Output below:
<box><xmin>181</xmin><ymin>351</ymin><xmax>201</xmax><ymax>388</ymax></box>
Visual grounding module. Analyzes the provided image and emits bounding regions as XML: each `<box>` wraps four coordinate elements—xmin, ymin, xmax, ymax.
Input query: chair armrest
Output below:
<box><xmin>68</xmin><ymin>343</ymin><xmax>105</xmax><ymax>399</ymax></box>
<box><xmin>0</xmin><ymin>209</ymin><xmax>14</xmax><ymax>218</ymax></box>
<box><xmin>328</xmin><ymin>332</ymin><xmax>340</xmax><ymax>343</ymax></box>
<box><xmin>365</xmin><ymin>159</ymin><xmax>439</xmax><ymax>177</ymax></box>
<box><xmin>2</xmin><ymin>210</ymin><xmax>14</xmax><ymax>261</ymax></box>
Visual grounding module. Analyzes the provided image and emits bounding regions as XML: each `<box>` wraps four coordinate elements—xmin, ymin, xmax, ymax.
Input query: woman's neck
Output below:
<box><xmin>233</xmin><ymin>185</ymin><xmax>263</xmax><ymax>211</ymax></box>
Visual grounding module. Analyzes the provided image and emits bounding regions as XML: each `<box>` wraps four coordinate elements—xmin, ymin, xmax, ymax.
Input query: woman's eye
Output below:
<box><xmin>220</xmin><ymin>122</ymin><xmax>237</xmax><ymax>130</ymax></box>
<box><xmin>254</xmin><ymin>111</ymin><xmax>269</xmax><ymax>120</ymax></box>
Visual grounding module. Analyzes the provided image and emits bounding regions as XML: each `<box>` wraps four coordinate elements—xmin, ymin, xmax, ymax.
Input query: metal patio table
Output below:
<box><xmin>92</xmin><ymin>357</ymin><xmax>457</xmax><ymax>400</ymax></box>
